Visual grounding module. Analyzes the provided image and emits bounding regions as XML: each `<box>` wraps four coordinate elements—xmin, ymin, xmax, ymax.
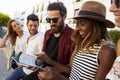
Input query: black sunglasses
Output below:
<box><xmin>46</xmin><ymin>17</ymin><xmax>60</xmax><ymax>23</ymax></box>
<box><xmin>115</xmin><ymin>0</ymin><xmax>120</xmax><ymax>8</ymax></box>
<box><xmin>111</xmin><ymin>0</ymin><xmax>120</xmax><ymax>8</ymax></box>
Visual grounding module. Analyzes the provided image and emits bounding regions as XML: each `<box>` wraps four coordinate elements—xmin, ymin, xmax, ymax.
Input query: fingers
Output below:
<box><xmin>37</xmin><ymin>67</ymin><xmax>53</xmax><ymax>80</ymax></box>
<box><xmin>17</xmin><ymin>63</ymin><xmax>23</xmax><ymax>67</ymax></box>
<box><xmin>34</xmin><ymin>52</ymin><xmax>46</xmax><ymax>58</ymax></box>
<box><xmin>35</xmin><ymin>53</ymin><xmax>47</xmax><ymax>60</ymax></box>
<box><xmin>26</xmin><ymin>66</ymin><xmax>37</xmax><ymax>71</ymax></box>
<box><xmin>34</xmin><ymin>52</ymin><xmax>51</xmax><ymax>64</ymax></box>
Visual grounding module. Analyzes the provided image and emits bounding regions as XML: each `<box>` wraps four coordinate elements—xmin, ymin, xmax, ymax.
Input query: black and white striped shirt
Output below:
<box><xmin>69</xmin><ymin>46</ymin><xmax>101</xmax><ymax>80</ymax></box>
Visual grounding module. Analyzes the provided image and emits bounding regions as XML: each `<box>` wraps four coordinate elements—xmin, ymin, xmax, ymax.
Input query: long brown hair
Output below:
<box><xmin>7</xmin><ymin>19</ymin><xmax>18</xmax><ymax>45</ymax></box>
<box><xmin>70</xmin><ymin>18</ymin><xmax>111</xmax><ymax>66</ymax></box>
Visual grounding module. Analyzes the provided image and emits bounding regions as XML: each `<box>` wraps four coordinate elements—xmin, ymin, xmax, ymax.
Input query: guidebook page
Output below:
<box><xmin>12</xmin><ymin>53</ymin><xmax>37</xmax><ymax>67</ymax></box>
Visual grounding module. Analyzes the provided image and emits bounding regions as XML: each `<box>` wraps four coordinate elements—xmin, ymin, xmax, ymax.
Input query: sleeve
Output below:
<box><xmin>5</xmin><ymin>39</ymin><xmax>11</xmax><ymax>46</ymax></box>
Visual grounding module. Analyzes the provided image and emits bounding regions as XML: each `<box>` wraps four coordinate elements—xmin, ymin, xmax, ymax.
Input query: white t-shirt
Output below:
<box><xmin>15</xmin><ymin>31</ymin><xmax>29</xmax><ymax>54</ymax></box>
<box><xmin>25</xmin><ymin>32</ymin><xmax>44</xmax><ymax>56</ymax></box>
<box><xmin>106</xmin><ymin>56</ymin><xmax>120</xmax><ymax>80</ymax></box>
<box><xmin>5</xmin><ymin>31</ymin><xmax>29</xmax><ymax>53</ymax></box>
<box><xmin>21</xmin><ymin>32</ymin><xmax>44</xmax><ymax>74</ymax></box>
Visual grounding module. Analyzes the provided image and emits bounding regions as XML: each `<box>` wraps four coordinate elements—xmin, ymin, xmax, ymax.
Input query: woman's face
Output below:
<box><xmin>110</xmin><ymin>0</ymin><xmax>120</xmax><ymax>27</ymax></box>
<box><xmin>76</xmin><ymin>19</ymin><xmax>91</xmax><ymax>38</ymax></box>
<box><xmin>11</xmin><ymin>21</ymin><xmax>22</xmax><ymax>32</ymax></box>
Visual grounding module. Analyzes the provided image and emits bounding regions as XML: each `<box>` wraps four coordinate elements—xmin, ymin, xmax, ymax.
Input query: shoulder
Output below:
<box><xmin>65</xmin><ymin>25</ymin><xmax>74</xmax><ymax>32</ymax></box>
<box><xmin>99</xmin><ymin>43</ymin><xmax>116</xmax><ymax>63</ymax></box>
<box><xmin>38</xmin><ymin>31</ymin><xmax>44</xmax><ymax>36</ymax></box>
<box><xmin>45</xmin><ymin>29</ymin><xmax>51</xmax><ymax>34</ymax></box>
<box><xmin>117</xmin><ymin>39</ymin><xmax>120</xmax><ymax>47</ymax></box>
<box><xmin>23</xmin><ymin>31</ymin><xmax>29</xmax><ymax>37</ymax></box>
<box><xmin>44</xmin><ymin>29</ymin><xmax>52</xmax><ymax>37</ymax></box>
<box><xmin>37</xmin><ymin>32</ymin><xmax>44</xmax><ymax>38</ymax></box>
<box><xmin>100</xmin><ymin>43</ymin><xmax>116</xmax><ymax>56</ymax></box>
<box><xmin>116</xmin><ymin>39</ymin><xmax>120</xmax><ymax>56</ymax></box>
<box><xmin>62</xmin><ymin>25</ymin><xmax>74</xmax><ymax>36</ymax></box>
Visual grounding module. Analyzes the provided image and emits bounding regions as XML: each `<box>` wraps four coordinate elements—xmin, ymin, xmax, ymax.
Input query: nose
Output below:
<box><xmin>31</xmin><ymin>26</ymin><xmax>36</xmax><ymax>30</ymax></box>
<box><xmin>109</xmin><ymin>3</ymin><xmax>117</xmax><ymax>12</ymax></box>
<box><xmin>17</xmin><ymin>24</ymin><xmax>21</xmax><ymax>29</ymax></box>
<box><xmin>49</xmin><ymin>20</ymin><xmax>55</xmax><ymax>25</ymax></box>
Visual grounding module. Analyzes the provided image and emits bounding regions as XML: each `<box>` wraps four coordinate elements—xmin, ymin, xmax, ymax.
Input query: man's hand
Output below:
<box><xmin>17</xmin><ymin>63</ymin><xmax>38</xmax><ymax>71</ymax></box>
<box><xmin>37</xmin><ymin>67</ymin><xmax>56</xmax><ymax>80</ymax></box>
<box><xmin>25</xmin><ymin>66</ymin><xmax>38</xmax><ymax>71</ymax></box>
<box><xmin>38</xmin><ymin>67</ymin><xmax>67</xmax><ymax>80</ymax></box>
<box><xmin>35</xmin><ymin>52</ymin><xmax>51</xmax><ymax>64</ymax></box>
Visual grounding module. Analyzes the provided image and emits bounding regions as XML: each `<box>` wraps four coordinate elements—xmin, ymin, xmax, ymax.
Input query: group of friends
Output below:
<box><xmin>0</xmin><ymin>0</ymin><xmax>120</xmax><ymax>80</ymax></box>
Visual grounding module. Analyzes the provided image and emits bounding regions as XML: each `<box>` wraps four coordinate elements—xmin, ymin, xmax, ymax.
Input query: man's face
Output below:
<box><xmin>46</xmin><ymin>10</ymin><xmax>66</xmax><ymax>33</ymax></box>
<box><xmin>27</xmin><ymin>20</ymin><xmax>39</xmax><ymax>35</ymax></box>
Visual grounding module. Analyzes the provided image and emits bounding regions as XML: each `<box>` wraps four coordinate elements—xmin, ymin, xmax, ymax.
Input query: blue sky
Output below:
<box><xmin>0</xmin><ymin>0</ymin><xmax>41</xmax><ymax>18</ymax></box>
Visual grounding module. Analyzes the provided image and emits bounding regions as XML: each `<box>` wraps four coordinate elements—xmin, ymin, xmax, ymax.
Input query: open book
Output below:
<box><xmin>12</xmin><ymin>53</ymin><xmax>37</xmax><ymax>67</ymax></box>
<box><xmin>12</xmin><ymin>53</ymin><xmax>47</xmax><ymax>71</ymax></box>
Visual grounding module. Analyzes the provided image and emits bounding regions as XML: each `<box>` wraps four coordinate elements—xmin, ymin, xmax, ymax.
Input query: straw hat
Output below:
<box><xmin>71</xmin><ymin>1</ymin><xmax>115</xmax><ymax>28</ymax></box>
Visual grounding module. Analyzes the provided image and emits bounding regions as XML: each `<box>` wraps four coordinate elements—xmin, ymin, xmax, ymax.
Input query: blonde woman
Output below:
<box><xmin>0</xmin><ymin>19</ymin><xmax>29</xmax><ymax>69</ymax></box>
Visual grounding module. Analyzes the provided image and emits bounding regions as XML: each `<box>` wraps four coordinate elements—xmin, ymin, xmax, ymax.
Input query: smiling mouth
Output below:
<box><xmin>115</xmin><ymin>16</ymin><xmax>120</xmax><ymax>21</ymax></box>
<box><xmin>51</xmin><ymin>26</ymin><xmax>57</xmax><ymax>29</ymax></box>
<box><xmin>79</xmin><ymin>31</ymin><xmax>84</xmax><ymax>35</ymax></box>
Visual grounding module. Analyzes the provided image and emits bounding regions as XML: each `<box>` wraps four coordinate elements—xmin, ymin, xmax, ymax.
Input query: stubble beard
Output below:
<box><xmin>29</xmin><ymin>30</ymin><xmax>38</xmax><ymax>36</ymax></box>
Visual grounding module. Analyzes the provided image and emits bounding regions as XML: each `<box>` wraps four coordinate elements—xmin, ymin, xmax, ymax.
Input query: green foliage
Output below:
<box><xmin>108</xmin><ymin>30</ymin><xmax>120</xmax><ymax>45</ymax></box>
<box><xmin>0</xmin><ymin>12</ymin><xmax>10</xmax><ymax>27</ymax></box>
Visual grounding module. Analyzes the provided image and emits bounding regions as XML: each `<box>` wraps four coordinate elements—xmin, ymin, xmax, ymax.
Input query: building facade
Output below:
<box><xmin>14</xmin><ymin>0</ymin><xmax>117</xmax><ymax>32</ymax></box>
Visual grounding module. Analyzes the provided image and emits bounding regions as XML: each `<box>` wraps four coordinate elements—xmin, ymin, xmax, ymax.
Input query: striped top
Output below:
<box><xmin>69</xmin><ymin>45</ymin><xmax>102</xmax><ymax>80</ymax></box>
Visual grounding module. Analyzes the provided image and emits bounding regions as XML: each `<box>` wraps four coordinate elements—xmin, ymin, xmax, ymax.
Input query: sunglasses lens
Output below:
<box><xmin>46</xmin><ymin>18</ymin><xmax>51</xmax><ymax>23</ymax></box>
<box><xmin>115</xmin><ymin>0</ymin><xmax>120</xmax><ymax>8</ymax></box>
<box><xmin>52</xmin><ymin>18</ymin><xmax>58</xmax><ymax>23</ymax></box>
<box><xmin>46</xmin><ymin>17</ymin><xmax>60</xmax><ymax>23</ymax></box>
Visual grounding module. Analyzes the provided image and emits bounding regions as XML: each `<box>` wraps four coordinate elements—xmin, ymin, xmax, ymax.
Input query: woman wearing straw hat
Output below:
<box><xmin>36</xmin><ymin>1</ymin><xmax>116</xmax><ymax>80</ymax></box>
<box><xmin>106</xmin><ymin>0</ymin><xmax>120</xmax><ymax>80</ymax></box>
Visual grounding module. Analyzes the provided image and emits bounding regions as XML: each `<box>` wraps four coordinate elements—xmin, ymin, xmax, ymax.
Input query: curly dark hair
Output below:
<box><xmin>27</xmin><ymin>14</ymin><xmax>39</xmax><ymax>25</ymax></box>
<box><xmin>47</xmin><ymin>2</ymin><xmax>67</xmax><ymax>17</ymax></box>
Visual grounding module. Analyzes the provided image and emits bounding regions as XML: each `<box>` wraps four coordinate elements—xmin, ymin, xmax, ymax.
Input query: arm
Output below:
<box><xmin>36</xmin><ymin>53</ymin><xmax>71</xmax><ymax>74</ymax></box>
<box><xmin>49</xmin><ymin>58</ymin><xmax>71</xmax><ymax>73</ymax></box>
<box><xmin>0</xmin><ymin>32</ymin><xmax>9</xmax><ymax>48</ymax></box>
<box><xmin>95</xmin><ymin>44</ymin><xmax>116</xmax><ymax>80</ymax></box>
<box><xmin>38</xmin><ymin>67</ymin><xmax>69</xmax><ymax>80</ymax></box>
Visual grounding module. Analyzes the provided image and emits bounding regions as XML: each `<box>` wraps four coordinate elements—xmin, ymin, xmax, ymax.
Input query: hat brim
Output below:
<box><xmin>69</xmin><ymin>15</ymin><xmax>115</xmax><ymax>28</ymax></box>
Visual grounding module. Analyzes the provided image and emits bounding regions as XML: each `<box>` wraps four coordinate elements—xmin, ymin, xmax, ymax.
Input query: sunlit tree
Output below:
<box><xmin>0</xmin><ymin>12</ymin><xmax>10</xmax><ymax>27</ymax></box>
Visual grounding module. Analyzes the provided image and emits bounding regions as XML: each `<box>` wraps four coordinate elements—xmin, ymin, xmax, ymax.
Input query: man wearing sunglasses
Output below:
<box><xmin>38</xmin><ymin>1</ymin><xmax>73</xmax><ymax>78</ymax></box>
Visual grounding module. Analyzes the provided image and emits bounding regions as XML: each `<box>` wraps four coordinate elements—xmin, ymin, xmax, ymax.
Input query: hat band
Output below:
<box><xmin>78</xmin><ymin>11</ymin><xmax>105</xmax><ymax>18</ymax></box>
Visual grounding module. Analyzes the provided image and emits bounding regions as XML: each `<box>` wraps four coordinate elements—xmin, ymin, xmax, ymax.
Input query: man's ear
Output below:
<box><xmin>63</xmin><ymin>14</ymin><xmax>67</xmax><ymax>20</ymax></box>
